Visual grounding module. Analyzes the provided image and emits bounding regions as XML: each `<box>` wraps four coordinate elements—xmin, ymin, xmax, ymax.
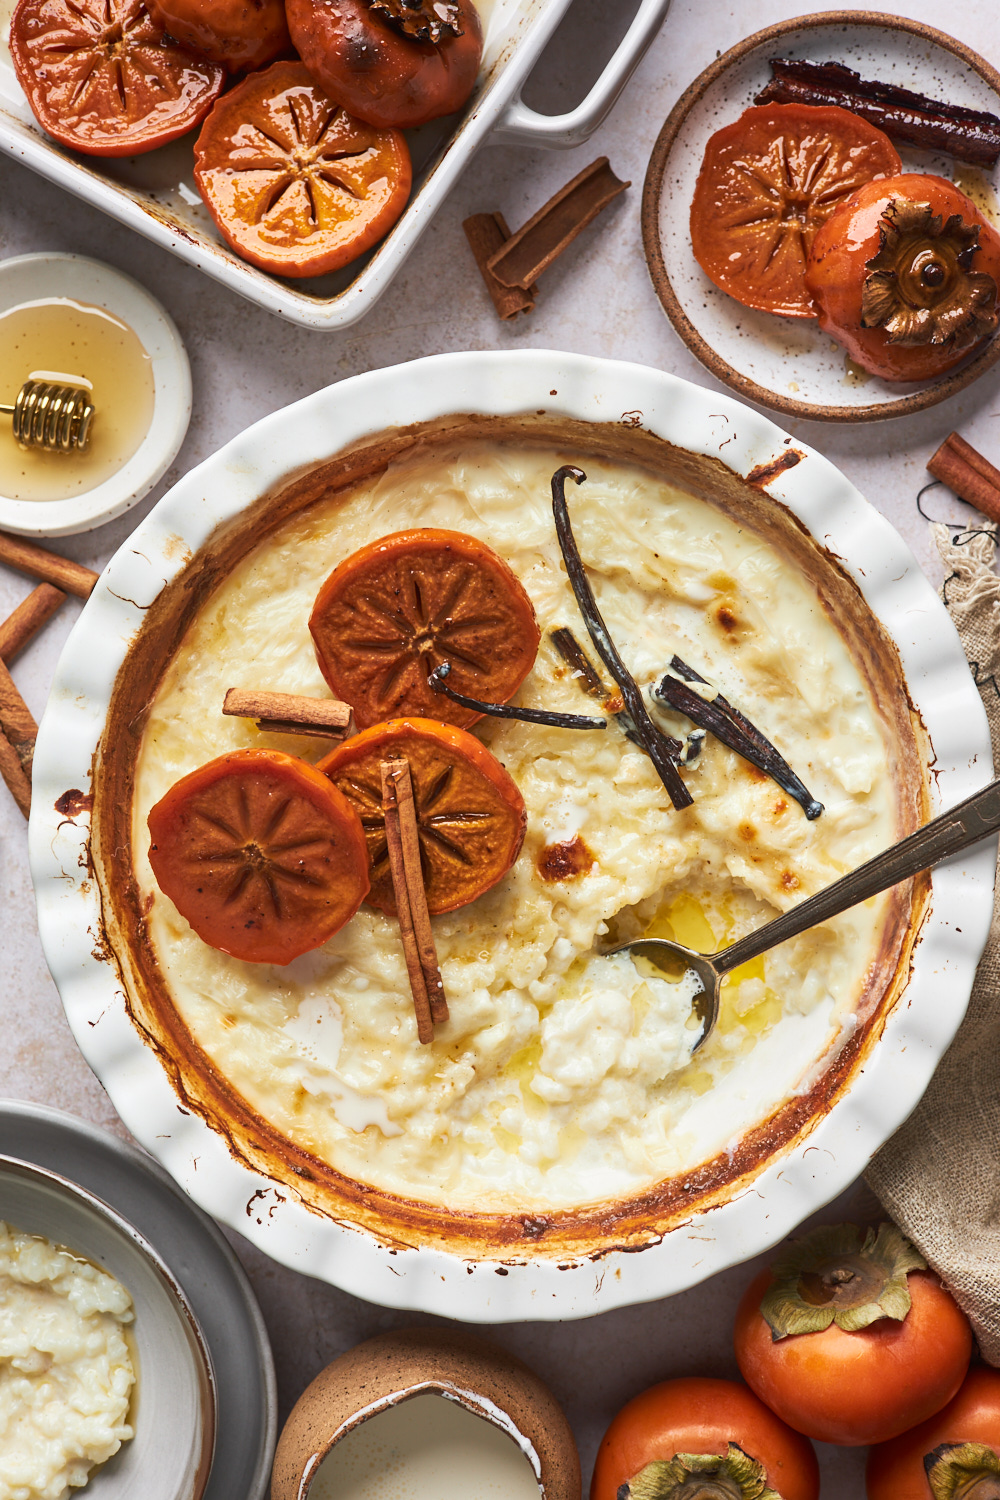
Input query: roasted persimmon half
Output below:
<box><xmin>147</xmin><ymin>748</ymin><xmax>370</xmax><ymax>965</ymax></box>
<box><xmin>193</xmin><ymin>61</ymin><xmax>412</xmax><ymax>278</ymax></box>
<box><xmin>10</xmin><ymin>0</ymin><xmax>226</xmax><ymax>156</ymax></box>
<box><xmin>690</xmin><ymin>103</ymin><xmax>901</xmax><ymax>318</ymax></box>
<box><xmin>805</xmin><ymin>174</ymin><xmax>1000</xmax><ymax>381</ymax></box>
<box><xmin>147</xmin><ymin>0</ymin><xmax>290</xmax><ymax>72</ymax></box>
<box><xmin>318</xmin><ymin>718</ymin><xmax>526</xmax><ymax>915</ymax></box>
<box><xmin>309</xmin><ymin>529</ymin><xmax>540</xmax><ymax>730</ymax></box>
<box><xmin>285</xmin><ymin>0</ymin><xmax>482</xmax><ymax>131</ymax></box>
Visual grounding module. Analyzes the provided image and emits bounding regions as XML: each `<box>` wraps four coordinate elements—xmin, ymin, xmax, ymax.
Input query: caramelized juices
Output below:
<box><xmin>0</xmin><ymin>298</ymin><xmax>154</xmax><ymax>500</ymax></box>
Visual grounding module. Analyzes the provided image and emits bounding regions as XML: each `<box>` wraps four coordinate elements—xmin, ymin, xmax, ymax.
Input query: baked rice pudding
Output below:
<box><xmin>92</xmin><ymin>415</ymin><xmax>928</xmax><ymax>1257</ymax></box>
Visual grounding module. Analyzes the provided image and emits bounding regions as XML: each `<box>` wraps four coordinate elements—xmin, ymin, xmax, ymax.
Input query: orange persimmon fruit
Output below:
<box><xmin>286</xmin><ymin>0</ymin><xmax>483</xmax><ymax>131</ymax></box>
<box><xmin>590</xmin><ymin>1376</ymin><xmax>819</xmax><ymax>1500</ymax></box>
<box><xmin>734</xmin><ymin>1249</ymin><xmax>972</xmax><ymax>1446</ymax></box>
<box><xmin>147</xmin><ymin>748</ymin><xmax>370</xmax><ymax>964</ymax></box>
<box><xmin>805</xmin><ymin>173</ymin><xmax>1000</xmax><ymax>381</ymax></box>
<box><xmin>866</xmin><ymin>1366</ymin><xmax>1000</xmax><ymax>1500</ymax></box>
<box><xmin>147</xmin><ymin>0</ymin><xmax>291</xmax><ymax>72</ymax></box>
<box><xmin>193</xmin><ymin>61</ymin><xmax>411</xmax><ymax>278</ymax></box>
<box><xmin>10</xmin><ymin>0</ymin><xmax>226</xmax><ymax>156</ymax></box>
<box><xmin>690</xmin><ymin>102</ymin><xmax>901</xmax><ymax>318</ymax></box>
<box><xmin>318</xmin><ymin>717</ymin><xmax>526</xmax><ymax>915</ymax></box>
<box><xmin>309</xmin><ymin>529</ymin><xmax>540</xmax><ymax>730</ymax></box>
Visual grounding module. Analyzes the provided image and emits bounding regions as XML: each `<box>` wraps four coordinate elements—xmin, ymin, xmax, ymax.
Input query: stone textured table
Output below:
<box><xmin>2</xmin><ymin>0</ymin><xmax>997</xmax><ymax>1493</ymax></box>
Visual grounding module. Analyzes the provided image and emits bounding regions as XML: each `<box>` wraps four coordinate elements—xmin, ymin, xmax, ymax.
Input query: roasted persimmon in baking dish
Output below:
<box><xmin>194</xmin><ymin>62</ymin><xmax>412</xmax><ymax>278</ymax></box>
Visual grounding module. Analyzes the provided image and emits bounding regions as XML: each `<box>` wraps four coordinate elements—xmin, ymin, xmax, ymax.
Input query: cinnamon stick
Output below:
<box><xmin>0</xmin><ymin>728</ymin><xmax>31</xmax><ymax>819</ymax></box>
<box><xmin>381</xmin><ymin>758</ymin><xmax>447</xmax><ymax>1042</ymax></box>
<box><xmin>222</xmin><ymin>688</ymin><xmax>354</xmax><ymax>740</ymax></box>
<box><xmin>486</xmin><ymin>157</ymin><xmax>630</xmax><ymax>291</ymax></box>
<box><xmin>0</xmin><ymin>658</ymin><xmax>37</xmax><ymax>779</ymax></box>
<box><xmin>0</xmin><ymin>531</ymin><xmax>99</xmax><ymax>600</ymax></box>
<box><xmin>463</xmin><ymin>212</ymin><xmax>536</xmax><ymax>320</ymax></box>
<box><xmin>0</xmin><ymin>584</ymin><xmax>66</xmax><ymax>664</ymax></box>
<box><xmin>927</xmin><ymin>433</ymin><xmax>1000</xmax><ymax>524</ymax></box>
<box><xmin>756</xmin><ymin>60</ymin><xmax>1000</xmax><ymax>170</ymax></box>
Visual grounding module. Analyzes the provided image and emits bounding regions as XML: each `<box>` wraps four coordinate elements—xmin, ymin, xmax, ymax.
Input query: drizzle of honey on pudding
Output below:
<box><xmin>0</xmin><ymin>298</ymin><xmax>154</xmax><ymax>501</ymax></box>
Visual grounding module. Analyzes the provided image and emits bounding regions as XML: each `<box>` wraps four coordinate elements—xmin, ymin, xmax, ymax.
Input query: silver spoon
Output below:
<box><xmin>605</xmin><ymin>776</ymin><xmax>1000</xmax><ymax>1051</ymax></box>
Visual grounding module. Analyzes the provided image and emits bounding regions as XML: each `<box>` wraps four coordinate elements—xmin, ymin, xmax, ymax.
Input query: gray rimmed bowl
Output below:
<box><xmin>0</xmin><ymin>1154</ymin><xmax>216</xmax><ymax>1500</ymax></box>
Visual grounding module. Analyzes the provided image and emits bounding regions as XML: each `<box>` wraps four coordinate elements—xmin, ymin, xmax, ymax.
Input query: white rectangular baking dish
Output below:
<box><xmin>0</xmin><ymin>0</ymin><xmax>670</xmax><ymax>328</ymax></box>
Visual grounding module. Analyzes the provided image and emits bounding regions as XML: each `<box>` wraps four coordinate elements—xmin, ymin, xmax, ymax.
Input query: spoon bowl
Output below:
<box><xmin>606</xmin><ymin>776</ymin><xmax>1000</xmax><ymax>1049</ymax></box>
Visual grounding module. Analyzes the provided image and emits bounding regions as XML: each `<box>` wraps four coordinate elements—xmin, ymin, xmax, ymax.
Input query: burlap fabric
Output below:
<box><xmin>867</xmin><ymin>522</ymin><xmax>1000</xmax><ymax>1363</ymax></box>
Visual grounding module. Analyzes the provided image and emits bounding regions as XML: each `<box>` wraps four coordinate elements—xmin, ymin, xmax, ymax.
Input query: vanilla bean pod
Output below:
<box><xmin>549</xmin><ymin>625</ymin><xmax>698</xmax><ymax>759</ymax></box>
<box><xmin>550</xmin><ymin>466</ymin><xmax>693</xmax><ymax>810</ymax></box>
<box><xmin>429</xmin><ymin>662</ymin><xmax>606</xmax><ymax>730</ymax></box>
<box><xmin>655</xmin><ymin>658</ymin><xmax>823</xmax><ymax>820</ymax></box>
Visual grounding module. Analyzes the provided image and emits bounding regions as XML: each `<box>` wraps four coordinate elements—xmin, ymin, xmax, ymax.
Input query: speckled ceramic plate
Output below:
<box><xmin>642</xmin><ymin>12</ymin><xmax>1000</xmax><ymax>422</ymax></box>
<box><xmin>28</xmin><ymin>350</ymin><xmax>995</xmax><ymax>1321</ymax></box>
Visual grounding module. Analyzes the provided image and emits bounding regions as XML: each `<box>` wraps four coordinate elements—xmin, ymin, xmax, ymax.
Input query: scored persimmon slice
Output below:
<box><xmin>318</xmin><ymin>718</ymin><xmax>526</xmax><ymax>915</ymax></box>
<box><xmin>193</xmin><ymin>61</ymin><xmax>412</xmax><ymax>279</ymax></box>
<box><xmin>690</xmin><ymin>103</ymin><xmax>901</xmax><ymax>318</ymax></box>
<box><xmin>147</xmin><ymin>748</ymin><xmax>370</xmax><ymax>965</ymax></box>
<box><xmin>10</xmin><ymin>0</ymin><xmax>226</xmax><ymax>157</ymax></box>
<box><xmin>309</xmin><ymin>530</ymin><xmax>540</xmax><ymax>730</ymax></box>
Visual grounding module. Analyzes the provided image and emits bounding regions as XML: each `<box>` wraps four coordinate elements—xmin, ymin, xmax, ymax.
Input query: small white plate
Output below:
<box><xmin>0</xmin><ymin>1152</ymin><xmax>215</xmax><ymax>1500</ymax></box>
<box><xmin>0</xmin><ymin>252</ymin><xmax>190</xmax><ymax>536</ymax></box>
<box><xmin>642</xmin><ymin>12</ymin><xmax>1000</xmax><ymax>423</ymax></box>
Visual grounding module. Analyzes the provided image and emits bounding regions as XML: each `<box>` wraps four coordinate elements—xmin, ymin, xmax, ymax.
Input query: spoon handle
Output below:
<box><xmin>715</xmin><ymin>776</ymin><xmax>1000</xmax><ymax>974</ymax></box>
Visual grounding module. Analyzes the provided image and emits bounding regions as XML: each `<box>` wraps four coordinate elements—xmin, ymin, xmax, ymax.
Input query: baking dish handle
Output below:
<box><xmin>492</xmin><ymin>0</ymin><xmax>673</xmax><ymax>149</ymax></box>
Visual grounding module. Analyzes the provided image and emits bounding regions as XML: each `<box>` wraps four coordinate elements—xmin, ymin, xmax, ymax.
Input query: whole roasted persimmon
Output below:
<box><xmin>866</xmin><ymin>1366</ymin><xmax>1000</xmax><ymax>1500</ymax></box>
<box><xmin>734</xmin><ymin>1223</ymin><xmax>972</xmax><ymax>1447</ymax></box>
<box><xmin>147</xmin><ymin>748</ymin><xmax>370</xmax><ymax>964</ymax></box>
<box><xmin>805</xmin><ymin>173</ymin><xmax>1000</xmax><ymax>380</ymax></box>
<box><xmin>147</xmin><ymin>0</ymin><xmax>290</xmax><ymax>71</ymax></box>
<box><xmin>309</xmin><ymin>529</ymin><xmax>540</xmax><ymax>730</ymax></box>
<box><xmin>318</xmin><ymin>718</ymin><xmax>526</xmax><ymax>915</ymax></box>
<box><xmin>690</xmin><ymin>103</ymin><xmax>900</xmax><ymax>318</ymax></box>
<box><xmin>10</xmin><ymin>0</ymin><xmax>225</xmax><ymax>155</ymax></box>
<box><xmin>286</xmin><ymin>0</ymin><xmax>483</xmax><ymax>130</ymax></box>
<box><xmin>194</xmin><ymin>62</ymin><xmax>411</xmax><ymax>277</ymax></box>
<box><xmin>590</xmin><ymin>1377</ymin><xmax>819</xmax><ymax>1500</ymax></box>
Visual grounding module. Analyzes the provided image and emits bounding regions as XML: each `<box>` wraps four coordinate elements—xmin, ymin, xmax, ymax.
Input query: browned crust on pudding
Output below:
<box><xmin>90</xmin><ymin>415</ymin><xmax>931</xmax><ymax>1260</ymax></box>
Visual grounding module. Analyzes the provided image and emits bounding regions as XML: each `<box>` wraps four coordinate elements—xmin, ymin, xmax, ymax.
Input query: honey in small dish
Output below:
<box><xmin>0</xmin><ymin>297</ymin><xmax>154</xmax><ymax>500</ymax></box>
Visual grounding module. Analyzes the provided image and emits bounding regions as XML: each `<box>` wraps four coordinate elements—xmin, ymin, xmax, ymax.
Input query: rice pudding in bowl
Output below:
<box><xmin>90</xmin><ymin>410</ymin><xmax>928</xmax><ymax>1260</ymax></box>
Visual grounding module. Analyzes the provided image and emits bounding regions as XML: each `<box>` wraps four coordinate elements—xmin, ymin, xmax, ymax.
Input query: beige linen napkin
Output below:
<box><xmin>867</xmin><ymin>522</ymin><xmax>1000</xmax><ymax>1363</ymax></box>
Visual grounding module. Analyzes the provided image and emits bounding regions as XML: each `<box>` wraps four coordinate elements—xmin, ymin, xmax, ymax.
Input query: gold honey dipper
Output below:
<box><xmin>1</xmin><ymin>376</ymin><xmax>95</xmax><ymax>453</ymax></box>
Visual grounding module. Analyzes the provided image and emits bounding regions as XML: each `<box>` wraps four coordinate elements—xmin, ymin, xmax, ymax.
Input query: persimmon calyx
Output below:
<box><xmin>925</xmin><ymin>1442</ymin><xmax>1000</xmax><ymax>1500</ymax></box>
<box><xmin>861</xmin><ymin>199</ymin><xmax>999</xmax><ymax>348</ymax></box>
<box><xmin>368</xmin><ymin>0</ymin><xmax>463</xmax><ymax>41</ymax></box>
<box><xmin>620</xmin><ymin>1445</ymin><xmax>782</xmax><ymax>1500</ymax></box>
<box><xmin>760</xmin><ymin>1221</ymin><xmax>926</xmax><ymax>1339</ymax></box>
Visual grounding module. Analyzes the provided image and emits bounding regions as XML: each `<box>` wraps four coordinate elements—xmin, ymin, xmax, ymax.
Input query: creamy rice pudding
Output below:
<box><xmin>114</xmin><ymin>430</ymin><xmax>919</xmax><ymax>1233</ymax></box>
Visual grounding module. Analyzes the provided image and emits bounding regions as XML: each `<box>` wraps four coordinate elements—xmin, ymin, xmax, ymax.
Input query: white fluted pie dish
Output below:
<box><xmin>29</xmin><ymin>350</ymin><xmax>994</xmax><ymax>1321</ymax></box>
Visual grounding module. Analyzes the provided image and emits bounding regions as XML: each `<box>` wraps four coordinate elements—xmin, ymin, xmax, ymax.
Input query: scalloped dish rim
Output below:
<box><xmin>28</xmin><ymin>349</ymin><xmax>996</xmax><ymax>1321</ymax></box>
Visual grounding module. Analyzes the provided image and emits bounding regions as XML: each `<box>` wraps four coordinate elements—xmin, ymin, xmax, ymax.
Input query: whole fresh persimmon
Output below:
<box><xmin>286</xmin><ymin>0</ymin><xmax>483</xmax><ymax>129</ymax></box>
<box><xmin>147</xmin><ymin>0</ymin><xmax>290</xmax><ymax>71</ymax></box>
<box><xmin>805</xmin><ymin>173</ymin><xmax>1000</xmax><ymax>380</ymax></box>
<box><xmin>734</xmin><ymin>1223</ymin><xmax>973</xmax><ymax>1447</ymax></box>
<box><xmin>866</xmin><ymin>1366</ymin><xmax>1000</xmax><ymax>1500</ymax></box>
<box><xmin>590</xmin><ymin>1376</ymin><xmax>819</xmax><ymax>1500</ymax></box>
